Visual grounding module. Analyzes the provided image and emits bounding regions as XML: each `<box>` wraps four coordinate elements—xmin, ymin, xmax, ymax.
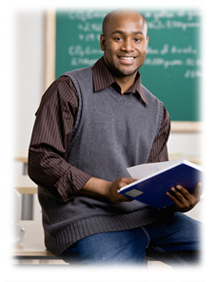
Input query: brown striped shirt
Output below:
<box><xmin>28</xmin><ymin>57</ymin><xmax>170</xmax><ymax>202</ymax></box>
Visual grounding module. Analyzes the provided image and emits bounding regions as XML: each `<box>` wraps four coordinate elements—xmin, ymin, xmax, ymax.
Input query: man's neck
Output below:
<box><xmin>113</xmin><ymin>73</ymin><xmax>137</xmax><ymax>94</ymax></box>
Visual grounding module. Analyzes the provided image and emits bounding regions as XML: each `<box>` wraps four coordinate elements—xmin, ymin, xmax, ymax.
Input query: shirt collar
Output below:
<box><xmin>92</xmin><ymin>57</ymin><xmax>148</xmax><ymax>105</ymax></box>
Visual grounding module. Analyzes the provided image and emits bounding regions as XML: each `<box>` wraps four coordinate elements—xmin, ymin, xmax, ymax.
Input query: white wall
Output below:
<box><xmin>168</xmin><ymin>132</ymin><xmax>202</xmax><ymax>157</ymax></box>
<box><xmin>13</xmin><ymin>11</ymin><xmax>203</xmax><ymax>220</ymax></box>
<box><xmin>4</xmin><ymin>0</ymin><xmax>45</xmax><ymax>175</ymax></box>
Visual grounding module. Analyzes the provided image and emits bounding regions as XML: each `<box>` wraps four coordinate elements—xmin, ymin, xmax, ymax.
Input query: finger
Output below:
<box><xmin>166</xmin><ymin>190</ymin><xmax>183</xmax><ymax>206</ymax></box>
<box><xmin>170</xmin><ymin>187</ymin><xmax>188</xmax><ymax>201</ymax></box>
<box><xmin>175</xmin><ymin>185</ymin><xmax>192</xmax><ymax>198</ymax></box>
<box><xmin>176</xmin><ymin>183</ymin><xmax>202</xmax><ymax>197</ymax></box>
<box><xmin>194</xmin><ymin>182</ymin><xmax>202</xmax><ymax>198</ymax></box>
<box><xmin>120</xmin><ymin>196</ymin><xmax>133</xmax><ymax>202</ymax></box>
<box><xmin>117</xmin><ymin>194</ymin><xmax>133</xmax><ymax>203</ymax></box>
<box><xmin>166</xmin><ymin>188</ymin><xmax>185</xmax><ymax>203</ymax></box>
<box><xmin>166</xmin><ymin>190</ymin><xmax>193</xmax><ymax>210</ymax></box>
<box><xmin>118</xmin><ymin>177</ymin><xmax>137</xmax><ymax>189</ymax></box>
<box><xmin>174</xmin><ymin>186</ymin><xmax>199</xmax><ymax>205</ymax></box>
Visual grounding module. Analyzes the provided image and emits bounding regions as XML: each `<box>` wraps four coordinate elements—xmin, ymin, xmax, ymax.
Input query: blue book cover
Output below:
<box><xmin>119</xmin><ymin>159</ymin><xmax>203</xmax><ymax>210</ymax></box>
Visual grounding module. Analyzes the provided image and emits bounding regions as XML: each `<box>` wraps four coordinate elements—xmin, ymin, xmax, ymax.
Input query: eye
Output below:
<box><xmin>114</xmin><ymin>37</ymin><xmax>123</xmax><ymax>42</ymax></box>
<box><xmin>134</xmin><ymin>37</ymin><xmax>142</xmax><ymax>42</ymax></box>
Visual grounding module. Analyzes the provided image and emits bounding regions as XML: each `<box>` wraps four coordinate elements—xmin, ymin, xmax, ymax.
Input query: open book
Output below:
<box><xmin>119</xmin><ymin>159</ymin><xmax>203</xmax><ymax>210</ymax></box>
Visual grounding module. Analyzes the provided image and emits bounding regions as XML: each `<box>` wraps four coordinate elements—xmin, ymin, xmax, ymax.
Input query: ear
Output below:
<box><xmin>100</xmin><ymin>34</ymin><xmax>105</xmax><ymax>51</ymax></box>
<box><xmin>146</xmin><ymin>36</ymin><xmax>149</xmax><ymax>54</ymax></box>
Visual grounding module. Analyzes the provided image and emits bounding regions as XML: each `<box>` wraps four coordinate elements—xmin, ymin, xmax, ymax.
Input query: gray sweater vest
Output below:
<box><xmin>38</xmin><ymin>67</ymin><xmax>166</xmax><ymax>258</ymax></box>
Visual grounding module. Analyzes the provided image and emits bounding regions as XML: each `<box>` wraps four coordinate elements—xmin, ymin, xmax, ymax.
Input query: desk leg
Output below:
<box><xmin>23</xmin><ymin>163</ymin><xmax>28</xmax><ymax>175</ymax></box>
<box><xmin>21</xmin><ymin>195</ymin><xmax>33</xmax><ymax>220</ymax></box>
<box><xmin>21</xmin><ymin>163</ymin><xmax>34</xmax><ymax>220</ymax></box>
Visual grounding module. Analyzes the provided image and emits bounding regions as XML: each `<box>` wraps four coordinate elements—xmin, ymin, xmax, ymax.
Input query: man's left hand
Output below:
<box><xmin>166</xmin><ymin>182</ymin><xmax>201</xmax><ymax>212</ymax></box>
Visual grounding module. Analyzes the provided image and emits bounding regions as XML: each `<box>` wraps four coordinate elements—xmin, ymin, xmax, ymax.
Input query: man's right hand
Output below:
<box><xmin>105</xmin><ymin>177</ymin><xmax>136</xmax><ymax>203</ymax></box>
<box><xmin>80</xmin><ymin>177</ymin><xmax>137</xmax><ymax>203</ymax></box>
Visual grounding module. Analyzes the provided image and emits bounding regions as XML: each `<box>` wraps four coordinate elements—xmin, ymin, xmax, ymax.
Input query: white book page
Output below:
<box><xmin>127</xmin><ymin>158</ymin><xmax>186</xmax><ymax>179</ymax></box>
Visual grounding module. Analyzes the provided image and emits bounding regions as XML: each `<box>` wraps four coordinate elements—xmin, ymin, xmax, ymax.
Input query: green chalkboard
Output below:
<box><xmin>55</xmin><ymin>10</ymin><xmax>201</xmax><ymax>121</ymax></box>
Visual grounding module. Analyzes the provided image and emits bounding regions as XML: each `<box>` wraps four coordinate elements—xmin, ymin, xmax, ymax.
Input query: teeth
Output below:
<box><xmin>120</xmin><ymin>57</ymin><xmax>134</xmax><ymax>60</ymax></box>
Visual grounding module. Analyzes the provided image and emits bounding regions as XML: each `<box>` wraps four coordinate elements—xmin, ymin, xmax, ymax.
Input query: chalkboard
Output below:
<box><xmin>50</xmin><ymin>9</ymin><xmax>202</xmax><ymax>127</ymax></box>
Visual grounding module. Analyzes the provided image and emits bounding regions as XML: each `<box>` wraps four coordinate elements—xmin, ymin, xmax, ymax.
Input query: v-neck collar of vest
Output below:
<box><xmin>92</xmin><ymin>57</ymin><xmax>149</xmax><ymax>106</ymax></box>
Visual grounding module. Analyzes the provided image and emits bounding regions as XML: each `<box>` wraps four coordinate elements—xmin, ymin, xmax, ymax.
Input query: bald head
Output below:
<box><xmin>102</xmin><ymin>9</ymin><xmax>148</xmax><ymax>37</ymax></box>
<box><xmin>100</xmin><ymin>8</ymin><xmax>149</xmax><ymax>82</ymax></box>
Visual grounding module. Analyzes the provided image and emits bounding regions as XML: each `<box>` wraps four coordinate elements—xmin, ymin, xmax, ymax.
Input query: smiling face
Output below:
<box><xmin>100</xmin><ymin>10</ymin><xmax>149</xmax><ymax>80</ymax></box>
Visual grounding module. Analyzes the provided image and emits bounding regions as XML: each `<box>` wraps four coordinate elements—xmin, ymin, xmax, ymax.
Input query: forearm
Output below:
<box><xmin>80</xmin><ymin>177</ymin><xmax>111</xmax><ymax>198</ymax></box>
<box><xmin>80</xmin><ymin>177</ymin><xmax>136</xmax><ymax>203</ymax></box>
<box><xmin>28</xmin><ymin>146</ymin><xmax>91</xmax><ymax>202</ymax></box>
<box><xmin>28</xmin><ymin>76</ymin><xmax>89</xmax><ymax>202</ymax></box>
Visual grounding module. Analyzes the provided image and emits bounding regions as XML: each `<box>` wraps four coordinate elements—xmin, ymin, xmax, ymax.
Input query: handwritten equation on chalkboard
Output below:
<box><xmin>58</xmin><ymin>10</ymin><xmax>201</xmax><ymax>80</ymax></box>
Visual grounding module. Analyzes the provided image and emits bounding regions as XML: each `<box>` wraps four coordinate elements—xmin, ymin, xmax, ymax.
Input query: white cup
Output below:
<box><xmin>12</xmin><ymin>223</ymin><xmax>25</xmax><ymax>245</ymax></box>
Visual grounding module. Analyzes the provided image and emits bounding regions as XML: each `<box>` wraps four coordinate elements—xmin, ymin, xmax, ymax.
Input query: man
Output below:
<box><xmin>28</xmin><ymin>9</ymin><xmax>201</xmax><ymax>266</ymax></box>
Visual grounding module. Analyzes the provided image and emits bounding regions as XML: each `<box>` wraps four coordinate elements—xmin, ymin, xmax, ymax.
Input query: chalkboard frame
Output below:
<box><xmin>45</xmin><ymin>11</ymin><xmax>201</xmax><ymax>133</ymax></box>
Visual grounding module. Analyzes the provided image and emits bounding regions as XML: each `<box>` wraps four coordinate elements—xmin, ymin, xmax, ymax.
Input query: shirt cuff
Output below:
<box><xmin>54</xmin><ymin>167</ymin><xmax>91</xmax><ymax>202</ymax></box>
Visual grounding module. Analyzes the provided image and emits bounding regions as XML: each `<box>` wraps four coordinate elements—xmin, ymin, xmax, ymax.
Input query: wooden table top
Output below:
<box><xmin>4</xmin><ymin>175</ymin><xmax>37</xmax><ymax>194</ymax></box>
<box><xmin>14</xmin><ymin>150</ymin><xmax>28</xmax><ymax>163</ymax></box>
<box><xmin>13</xmin><ymin>220</ymin><xmax>54</xmax><ymax>258</ymax></box>
<box><xmin>14</xmin><ymin>150</ymin><xmax>201</xmax><ymax>165</ymax></box>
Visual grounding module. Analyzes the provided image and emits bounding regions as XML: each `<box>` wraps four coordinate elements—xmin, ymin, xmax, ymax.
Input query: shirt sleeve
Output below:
<box><xmin>147</xmin><ymin>106</ymin><xmax>171</xmax><ymax>163</ymax></box>
<box><xmin>28</xmin><ymin>76</ymin><xmax>91</xmax><ymax>202</ymax></box>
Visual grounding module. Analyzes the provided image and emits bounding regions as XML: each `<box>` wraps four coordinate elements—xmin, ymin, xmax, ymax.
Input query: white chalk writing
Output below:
<box><xmin>64</xmin><ymin>10</ymin><xmax>201</xmax><ymax>78</ymax></box>
<box><xmin>184</xmin><ymin>70</ymin><xmax>202</xmax><ymax>78</ymax></box>
<box><xmin>78</xmin><ymin>33</ymin><xmax>100</xmax><ymax>42</ymax></box>
<box><xmin>148</xmin><ymin>19</ymin><xmax>166</xmax><ymax>30</ymax></box>
<box><xmin>166</xmin><ymin>20</ymin><xmax>200</xmax><ymax>31</ymax></box>
<box><xmin>68</xmin><ymin>45</ymin><xmax>103</xmax><ymax>57</ymax></box>
<box><xmin>161</xmin><ymin>44</ymin><xmax>169</xmax><ymax>55</ymax></box>
<box><xmin>68</xmin><ymin>11</ymin><xmax>107</xmax><ymax>21</ymax></box>
<box><xmin>171</xmin><ymin>45</ymin><xmax>197</xmax><ymax>54</ymax></box>
<box><xmin>147</xmin><ymin>44</ymin><xmax>198</xmax><ymax>56</ymax></box>
<box><xmin>153</xmin><ymin>10</ymin><xmax>175</xmax><ymax>20</ymax></box>
<box><xmin>186</xmin><ymin>59</ymin><xmax>202</xmax><ymax>67</ymax></box>
<box><xmin>71</xmin><ymin>57</ymin><xmax>100</xmax><ymax>66</ymax></box>
<box><xmin>144</xmin><ymin>58</ymin><xmax>183</xmax><ymax>68</ymax></box>
<box><xmin>67</xmin><ymin>10</ymin><xmax>200</xmax><ymax>32</ymax></box>
<box><xmin>187</xmin><ymin>8</ymin><xmax>207</xmax><ymax>21</ymax></box>
<box><xmin>177</xmin><ymin>11</ymin><xmax>185</xmax><ymax>18</ymax></box>
<box><xmin>144</xmin><ymin>57</ymin><xmax>207</xmax><ymax>69</ymax></box>
<box><xmin>78</xmin><ymin>23</ymin><xmax>102</xmax><ymax>32</ymax></box>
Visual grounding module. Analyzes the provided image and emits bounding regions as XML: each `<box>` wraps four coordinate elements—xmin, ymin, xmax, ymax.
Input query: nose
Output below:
<box><xmin>121</xmin><ymin>38</ymin><xmax>134</xmax><ymax>52</ymax></box>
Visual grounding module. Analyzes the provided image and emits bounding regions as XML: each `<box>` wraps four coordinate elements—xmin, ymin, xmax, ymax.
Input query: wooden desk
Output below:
<box><xmin>13</xmin><ymin>150</ymin><xmax>28</xmax><ymax>175</ymax></box>
<box><xmin>169</xmin><ymin>154</ymin><xmax>201</xmax><ymax>165</ymax></box>
<box><xmin>4</xmin><ymin>220</ymin><xmax>150</xmax><ymax>282</ymax></box>
<box><xmin>13</xmin><ymin>175</ymin><xmax>37</xmax><ymax>194</ymax></box>
<box><xmin>4</xmin><ymin>220</ymin><xmax>81</xmax><ymax>282</ymax></box>
<box><xmin>14</xmin><ymin>151</ymin><xmax>32</xmax><ymax>220</ymax></box>
<box><xmin>4</xmin><ymin>175</ymin><xmax>37</xmax><ymax>220</ymax></box>
<box><xmin>15</xmin><ymin>150</ymin><xmax>201</xmax><ymax>165</ymax></box>
<box><xmin>14</xmin><ymin>150</ymin><xmax>28</xmax><ymax>163</ymax></box>
<box><xmin>13</xmin><ymin>221</ymin><xmax>55</xmax><ymax>259</ymax></box>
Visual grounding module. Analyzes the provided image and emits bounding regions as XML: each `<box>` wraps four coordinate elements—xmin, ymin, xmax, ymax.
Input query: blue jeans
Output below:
<box><xmin>61</xmin><ymin>212</ymin><xmax>202</xmax><ymax>267</ymax></box>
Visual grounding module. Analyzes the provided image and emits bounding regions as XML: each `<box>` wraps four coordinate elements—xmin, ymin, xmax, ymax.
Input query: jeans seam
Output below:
<box><xmin>152</xmin><ymin>247</ymin><xmax>203</xmax><ymax>282</ymax></box>
<box><xmin>140</xmin><ymin>227</ymin><xmax>151</xmax><ymax>249</ymax></box>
